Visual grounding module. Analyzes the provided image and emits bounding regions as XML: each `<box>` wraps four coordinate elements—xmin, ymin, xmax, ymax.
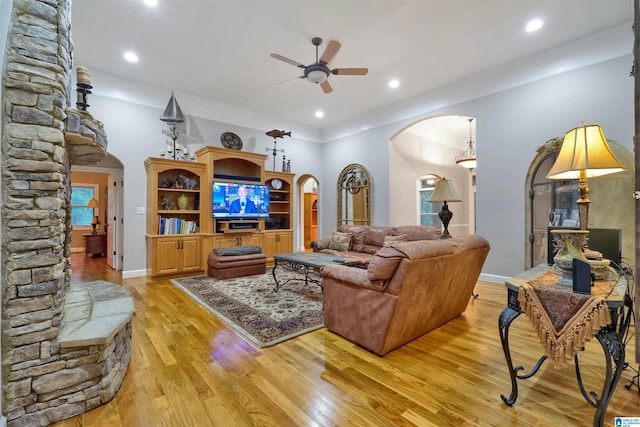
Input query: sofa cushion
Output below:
<box><xmin>338</xmin><ymin>225</ymin><xmax>369</xmax><ymax>252</ymax></box>
<box><xmin>394</xmin><ymin>225</ymin><xmax>441</xmax><ymax>241</ymax></box>
<box><xmin>319</xmin><ymin>249</ymin><xmax>373</xmax><ymax>267</ymax></box>
<box><xmin>383</xmin><ymin>234</ymin><xmax>407</xmax><ymax>247</ymax></box>
<box><xmin>367</xmin><ymin>246</ymin><xmax>405</xmax><ymax>282</ymax></box>
<box><xmin>329</xmin><ymin>231</ymin><xmax>352</xmax><ymax>251</ymax></box>
<box><xmin>356</xmin><ymin>227</ymin><xmax>396</xmax><ymax>254</ymax></box>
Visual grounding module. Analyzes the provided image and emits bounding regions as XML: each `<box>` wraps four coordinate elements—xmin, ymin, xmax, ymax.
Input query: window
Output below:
<box><xmin>417</xmin><ymin>175</ymin><xmax>442</xmax><ymax>228</ymax></box>
<box><xmin>71</xmin><ymin>184</ymin><xmax>98</xmax><ymax>227</ymax></box>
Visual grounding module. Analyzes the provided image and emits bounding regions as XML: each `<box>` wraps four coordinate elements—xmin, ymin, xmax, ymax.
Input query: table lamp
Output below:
<box><xmin>86</xmin><ymin>198</ymin><xmax>99</xmax><ymax>234</ymax></box>
<box><xmin>546</xmin><ymin>124</ymin><xmax>625</xmax><ymax>285</ymax></box>
<box><xmin>428</xmin><ymin>177</ymin><xmax>461</xmax><ymax>239</ymax></box>
<box><xmin>546</xmin><ymin>124</ymin><xmax>625</xmax><ymax>230</ymax></box>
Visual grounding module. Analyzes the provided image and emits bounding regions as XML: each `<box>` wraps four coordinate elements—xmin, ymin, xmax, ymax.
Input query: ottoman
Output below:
<box><xmin>207</xmin><ymin>248</ymin><xmax>266</xmax><ymax>279</ymax></box>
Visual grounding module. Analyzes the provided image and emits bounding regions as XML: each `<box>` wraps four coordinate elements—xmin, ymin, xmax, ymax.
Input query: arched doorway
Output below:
<box><xmin>297</xmin><ymin>174</ymin><xmax>319</xmax><ymax>251</ymax></box>
<box><xmin>389</xmin><ymin>114</ymin><xmax>475</xmax><ymax>233</ymax></box>
<box><xmin>71</xmin><ymin>153</ymin><xmax>125</xmax><ymax>270</ymax></box>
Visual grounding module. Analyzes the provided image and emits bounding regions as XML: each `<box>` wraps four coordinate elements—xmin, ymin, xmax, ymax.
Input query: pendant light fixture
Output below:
<box><xmin>455</xmin><ymin>118</ymin><xmax>477</xmax><ymax>169</ymax></box>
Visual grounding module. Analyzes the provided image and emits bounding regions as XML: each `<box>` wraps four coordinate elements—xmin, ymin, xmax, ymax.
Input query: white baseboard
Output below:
<box><xmin>122</xmin><ymin>269</ymin><xmax>147</xmax><ymax>279</ymax></box>
<box><xmin>479</xmin><ymin>273</ymin><xmax>508</xmax><ymax>284</ymax></box>
<box><xmin>71</xmin><ymin>247</ymin><xmax>84</xmax><ymax>253</ymax></box>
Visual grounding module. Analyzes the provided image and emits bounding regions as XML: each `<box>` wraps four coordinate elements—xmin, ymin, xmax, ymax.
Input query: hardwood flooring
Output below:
<box><xmin>54</xmin><ymin>254</ymin><xmax>640</xmax><ymax>426</ymax></box>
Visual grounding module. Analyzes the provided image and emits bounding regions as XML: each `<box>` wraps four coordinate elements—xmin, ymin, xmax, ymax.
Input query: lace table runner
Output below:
<box><xmin>517</xmin><ymin>271</ymin><xmax>617</xmax><ymax>368</ymax></box>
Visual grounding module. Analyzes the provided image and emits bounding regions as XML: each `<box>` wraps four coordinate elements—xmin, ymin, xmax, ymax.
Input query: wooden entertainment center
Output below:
<box><xmin>145</xmin><ymin>146</ymin><xmax>294</xmax><ymax>277</ymax></box>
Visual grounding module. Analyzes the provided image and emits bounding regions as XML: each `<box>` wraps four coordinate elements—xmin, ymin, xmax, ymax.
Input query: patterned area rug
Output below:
<box><xmin>170</xmin><ymin>270</ymin><xmax>324</xmax><ymax>348</ymax></box>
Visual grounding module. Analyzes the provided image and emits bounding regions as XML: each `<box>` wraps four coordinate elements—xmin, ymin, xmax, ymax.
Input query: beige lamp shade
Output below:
<box><xmin>428</xmin><ymin>178</ymin><xmax>462</xmax><ymax>203</ymax></box>
<box><xmin>86</xmin><ymin>198</ymin><xmax>99</xmax><ymax>208</ymax></box>
<box><xmin>546</xmin><ymin>124</ymin><xmax>625</xmax><ymax>180</ymax></box>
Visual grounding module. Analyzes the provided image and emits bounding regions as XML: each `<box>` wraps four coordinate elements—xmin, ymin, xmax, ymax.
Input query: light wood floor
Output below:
<box><xmin>54</xmin><ymin>254</ymin><xmax>640</xmax><ymax>426</ymax></box>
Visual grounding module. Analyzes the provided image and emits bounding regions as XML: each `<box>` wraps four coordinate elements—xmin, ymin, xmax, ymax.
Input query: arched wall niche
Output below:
<box><xmin>524</xmin><ymin>138</ymin><xmax>635</xmax><ymax>270</ymax></box>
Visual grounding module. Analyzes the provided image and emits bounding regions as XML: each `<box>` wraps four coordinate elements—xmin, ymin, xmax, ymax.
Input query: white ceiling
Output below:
<box><xmin>70</xmin><ymin>0</ymin><xmax>633</xmax><ymax>138</ymax></box>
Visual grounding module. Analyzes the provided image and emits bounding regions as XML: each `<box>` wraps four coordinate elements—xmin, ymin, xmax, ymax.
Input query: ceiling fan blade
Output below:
<box><xmin>319</xmin><ymin>40</ymin><xmax>341</xmax><ymax>64</ymax></box>
<box><xmin>270</xmin><ymin>53</ymin><xmax>305</xmax><ymax>68</ymax></box>
<box><xmin>332</xmin><ymin>68</ymin><xmax>368</xmax><ymax>76</ymax></box>
<box><xmin>320</xmin><ymin>80</ymin><xmax>333</xmax><ymax>94</ymax></box>
<box><xmin>278</xmin><ymin>75</ymin><xmax>305</xmax><ymax>85</ymax></box>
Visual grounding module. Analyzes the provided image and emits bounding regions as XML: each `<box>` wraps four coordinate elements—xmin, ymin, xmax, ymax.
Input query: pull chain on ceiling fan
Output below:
<box><xmin>270</xmin><ymin>37</ymin><xmax>368</xmax><ymax>94</ymax></box>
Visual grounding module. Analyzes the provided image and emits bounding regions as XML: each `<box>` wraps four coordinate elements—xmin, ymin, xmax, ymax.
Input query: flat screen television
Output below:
<box><xmin>212</xmin><ymin>182</ymin><xmax>269</xmax><ymax>218</ymax></box>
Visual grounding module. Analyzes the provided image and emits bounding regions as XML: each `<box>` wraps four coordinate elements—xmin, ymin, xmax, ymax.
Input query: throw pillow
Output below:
<box><xmin>383</xmin><ymin>234</ymin><xmax>407</xmax><ymax>247</ymax></box>
<box><xmin>328</xmin><ymin>231</ymin><xmax>352</xmax><ymax>252</ymax></box>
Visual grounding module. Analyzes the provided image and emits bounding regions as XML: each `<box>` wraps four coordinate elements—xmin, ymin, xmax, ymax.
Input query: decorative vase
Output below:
<box><xmin>550</xmin><ymin>229</ymin><xmax>589</xmax><ymax>286</ymax></box>
<box><xmin>177</xmin><ymin>194</ymin><xmax>188</xmax><ymax>210</ymax></box>
<box><xmin>265</xmin><ymin>217</ymin><xmax>280</xmax><ymax>229</ymax></box>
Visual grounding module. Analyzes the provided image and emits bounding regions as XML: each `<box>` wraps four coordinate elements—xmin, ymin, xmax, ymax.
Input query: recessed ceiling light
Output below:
<box><xmin>315</xmin><ymin>110</ymin><xmax>324</xmax><ymax>118</ymax></box>
<box><xmin>525</xmin><ymin>19</ymin><xmax>543</xmax><ymax>32</ymax></box>
<box><xmin>388</xmin><ymin>79</ymin><xmax>400</xmax><ymax>88</ymax></box>
<box><xmin>142</xmin><ymin>0</ymin><xmax>158</xmax><ymax>6</ymax></box>
<box><xmin>123</xmin><ymin>52</ymin><xmax>139</xmax><ymax>62</ymax></box>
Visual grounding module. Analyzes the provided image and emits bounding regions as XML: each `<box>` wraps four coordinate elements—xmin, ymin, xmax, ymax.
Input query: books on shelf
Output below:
<box><xmin>158</xmin><ymin>216</ymin><xmax>199</xmax><ymax>235</ymax></box>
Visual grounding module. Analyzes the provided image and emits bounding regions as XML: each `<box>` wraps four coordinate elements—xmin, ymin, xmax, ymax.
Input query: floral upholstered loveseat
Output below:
<box><xmin>310</xmin><ymin>224</ymin><xmax>442</xmax><ymax>267</ymax></box>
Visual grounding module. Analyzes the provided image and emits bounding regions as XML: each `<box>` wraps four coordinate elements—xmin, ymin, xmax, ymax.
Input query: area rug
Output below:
<box><xmin>170</xmin><ymin>270</ymin><xmax>324</xmax><ymax>348</ymax></box>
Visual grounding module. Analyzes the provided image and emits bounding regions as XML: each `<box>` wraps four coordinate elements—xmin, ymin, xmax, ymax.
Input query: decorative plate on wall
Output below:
<box><xmin>220</xmin><ymin>132</ymin><xmax>243</xmax><ymax>150</ymax></box>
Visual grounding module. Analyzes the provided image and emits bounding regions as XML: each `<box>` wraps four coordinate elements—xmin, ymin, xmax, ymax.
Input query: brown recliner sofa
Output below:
<box><xmin>321</xmin><ymin>234</ymin><xmax>490</xmax><ymax>356</ymax></box>
<box><xmin>311</xmin><ymin>224</ymin><xmax>442</xmax><ymax>267</ymax></box>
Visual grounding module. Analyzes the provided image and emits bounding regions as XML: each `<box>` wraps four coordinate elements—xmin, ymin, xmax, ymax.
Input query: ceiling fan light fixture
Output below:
<box><xmin>306</xmin><ymin>69</ymin><xmax>327</xmax><ymax>84</ymax></box>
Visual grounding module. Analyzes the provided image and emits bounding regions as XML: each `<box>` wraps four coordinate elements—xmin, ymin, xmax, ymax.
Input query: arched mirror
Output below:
<box><xmin>337</xmin><ymin>163</ymin><xmax>371</xmax><ymax>226</ymax></box>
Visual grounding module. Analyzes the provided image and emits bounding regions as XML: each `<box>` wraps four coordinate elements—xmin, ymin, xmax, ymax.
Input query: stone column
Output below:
<box><xmin>2</xmin><ymin>0</ymin><xmax>74</xmax><ymax>425</ymax></box>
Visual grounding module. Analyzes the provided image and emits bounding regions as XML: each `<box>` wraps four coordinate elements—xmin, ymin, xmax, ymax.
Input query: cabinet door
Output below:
<box><xmin>239</xmin><ymin>234</ymin><xmax>261</xmax><ymax>247</ymax></box>
<box><xmin>263</xmin><ymin>233</ymin><xmax>277</xmax><ymax>261</ymax></box>
<box><xmin>155</xmin><ymin>238</ymin><xmax>180</xmax><ymax>275</ymax></box>
<box><xmin>180</xmin><ymin>236</ymin><xmax>202</xmax><ymax>272</ymax></box>
<box><xmin>211</xmin><ymin>235</ymin><xmax>239</xmax><ymax>249</ymax></box>
<box><xmin>263</xmin><ymin>231</ymin><xmax>292</xmax><ymax>264</ymax></box>
<box><xmin>212</xmin><ymin>233</ymin><xmax>261</xmax><ymax>249</ymax></box>
<box><xmin>276</xmin><ymin>231</ymin><xmax>292</xmax><ymax>254</ymax></box>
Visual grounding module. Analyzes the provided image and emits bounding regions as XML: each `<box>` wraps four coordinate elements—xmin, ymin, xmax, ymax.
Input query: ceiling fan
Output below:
<box><xmin>270</xmin><ymin>37</ymin><xmax>368</xmax><ymax>94</ymax></box>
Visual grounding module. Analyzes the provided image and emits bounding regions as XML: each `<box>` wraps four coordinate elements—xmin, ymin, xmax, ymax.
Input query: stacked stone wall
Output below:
<box><xmin>1</xmin><ymin>1</ymin><xmax>131</xmax><ymax>426</ymax></box>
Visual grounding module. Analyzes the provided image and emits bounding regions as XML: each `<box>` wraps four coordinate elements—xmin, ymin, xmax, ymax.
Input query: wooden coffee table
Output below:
<box><xmin>272</xmin><ymin>252</ymin><xmax>360</xmax><ymax>291</ymax></box>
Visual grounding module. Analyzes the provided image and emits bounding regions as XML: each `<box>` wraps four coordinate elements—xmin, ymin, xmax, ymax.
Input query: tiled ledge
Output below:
<box><xmin>61</xmin><ymin>280</ymin><xmax>135</xmax><ymax>348</ymax></box>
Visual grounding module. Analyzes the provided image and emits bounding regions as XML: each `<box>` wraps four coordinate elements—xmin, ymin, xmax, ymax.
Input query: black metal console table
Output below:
<box><xmin>498</xmin><ymin>264</ymin><xmax>632</xmax><ymax>427</ymax></box>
